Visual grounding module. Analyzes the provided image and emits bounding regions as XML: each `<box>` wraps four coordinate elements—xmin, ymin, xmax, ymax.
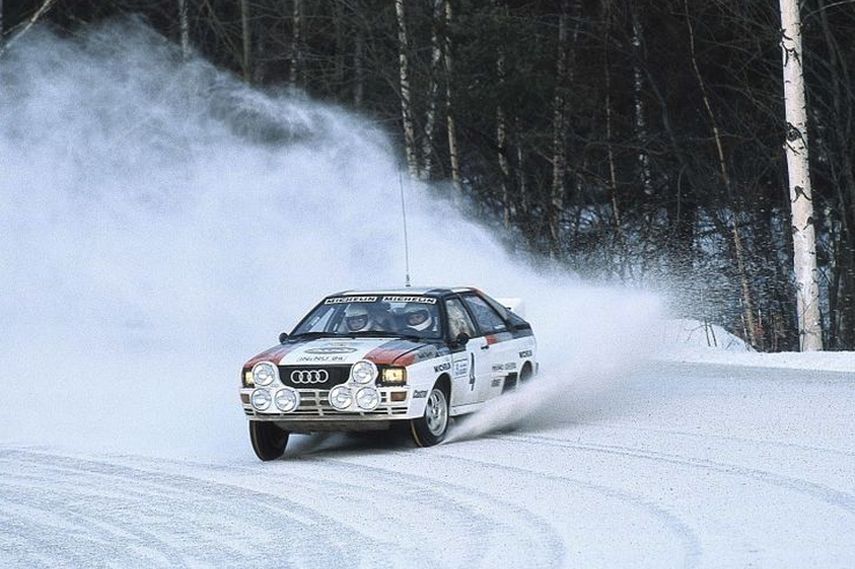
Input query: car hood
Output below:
<box><xmin>244</xmin><ymin>337</ymin><xmax>439</xmax><ymax>369</ymax></box>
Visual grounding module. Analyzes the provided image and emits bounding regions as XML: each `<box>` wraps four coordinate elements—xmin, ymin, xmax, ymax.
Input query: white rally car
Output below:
<box><xmin>239</xmin><ymin>287</ymin><xmax>537</xmax><ymax>460</ymax></box>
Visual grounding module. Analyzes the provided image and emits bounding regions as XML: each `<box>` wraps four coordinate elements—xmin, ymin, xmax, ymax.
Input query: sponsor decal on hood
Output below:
<box><xmin>244</xmin><ymin>337</ymin><xmax>434</xmax><ymax>368</ymax></box>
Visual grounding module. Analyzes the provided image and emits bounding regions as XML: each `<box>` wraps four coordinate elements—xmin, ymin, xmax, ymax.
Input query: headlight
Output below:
<box><xmin>252</xmin><ymin>362</ymin><xmax>278</xmax><ymax>386</ymax></box>
<box><xmin>356</xmin><ymin>387</ymin><xmax>380</xmax><ymax>410</ymax></box>
<box><xmin>274</xmin><ymin>388</ymin><xmax>300</xmax><ymax>412</ymax></box>
<box><xmin>350</xmin><ymin>360</ymin><xmax>378</xmax><ymax>385</ymax></box>
<box><xmin>328</xmin><ymin>385</ymin><xmax>353</xmax><ymax>410</ymax></box>
<box><xmin>250</xmin><ymin>389</ymin><xmax>272</xmax><ymax>411</ymax></box>
<box><xmin>381</xmin><ymin>367</ymin><xmax>407</xmax><ymax>385</ymax></box>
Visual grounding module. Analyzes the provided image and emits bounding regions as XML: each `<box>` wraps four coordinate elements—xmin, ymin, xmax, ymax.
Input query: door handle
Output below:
<box><xmin>481</xmin><ymin>344</ymin><xmax>490</xmax><ymax>350</ymax></box>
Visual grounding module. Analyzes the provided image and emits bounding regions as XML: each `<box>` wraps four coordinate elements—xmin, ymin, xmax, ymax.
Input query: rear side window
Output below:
<box><xmin>462</xmin><ymin>295</ymin><xmax>507</xmax><ymax>335</ymax></box>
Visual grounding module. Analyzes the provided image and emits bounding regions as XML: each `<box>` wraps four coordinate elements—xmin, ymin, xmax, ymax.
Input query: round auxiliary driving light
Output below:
<box><xmin>250</xmin><ymin>389</ymin><xmax>272</xmax><ymax>411</ymax></box>
<box><xmin>356</xmin><ymin>387</ymin><xmax>380</xmax><ymax>411</ymax></box>
<box><xmin>350</xmin><ymin>360</ymin><xmax>378</xmax><ymax>385</ymax></box>
<box><xmin>274</xmin><ymin>388</ymin><xmax>300</xmax><ymax>412</ymax></box>
<box><xmin>252</xmin><ymin>362</ymin><xmax>278</xmax><ymax>387</ymax></box>
<box><xmin>328</xmin><ymin>385</ymin><xmax>353</xmax><ymax>410</ymax></box>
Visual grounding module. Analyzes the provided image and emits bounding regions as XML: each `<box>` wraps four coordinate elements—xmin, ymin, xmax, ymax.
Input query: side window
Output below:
<box><xmin>445</xmin><ymin>298</ymin><xmax>477</xmax><ymax>338</ymax></box>
<box><xmin>462</xmin><ymin>295</ymin><xmax>507</xmax><ymax>334</ymax></box>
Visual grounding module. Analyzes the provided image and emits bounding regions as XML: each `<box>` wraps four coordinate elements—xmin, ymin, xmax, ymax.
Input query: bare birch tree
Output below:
<box><xmin>290</xmin><ymin>0</ymin><xmax>303</xmax><ymax>87</ymax></box>
<box><xmin>549</xmin><ymin>0</ymin><xmax>570</xmax><ymax>250</ymax></box>
<box><xmin>421</xmin><ymin>0</ymin><xmax>444</xmax><ymax>180</ymax></box>
<box><xmin>496</xmin><ymin>4</ymin><xmax>511</xmax><ymax>229</ymax></box>
<box><xmin>444</xmin><ymin>0</ymin><xmax>461</xmax><ymax>191</ymax></box>
<box><xmin>178</xmin><ymin>0</ymin><xmax>190</xmax><ymax>59</ymax></box>
<box><xmin>353</xmin><ymin>26</ymin><xmax>365</xmax><ymax>107</ymax></box>
<box><xmin>630</xmin><ymin>6</ymin><xmax>652</xmax><ymax>196</ymax></box>
<box><xmin>779</xmin><ymin>0</ymin><xmax>823</xmax><ymax>350</ymax></box>
<box><xmin>240</xmin><ymin>0</ymin><xmax>251</xmax><ymax>82</ymax></box>
<box><xmin>395</xmin><ymin>0</ymin><xmax>419</xmax><ymax>177</ymax></box>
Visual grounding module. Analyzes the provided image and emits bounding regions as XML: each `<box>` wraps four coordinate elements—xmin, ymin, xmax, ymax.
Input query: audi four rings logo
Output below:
<box><xmin>290</xmin><ymin>370</ymin><xmax>329</xmax><ymax>384</ymax></box>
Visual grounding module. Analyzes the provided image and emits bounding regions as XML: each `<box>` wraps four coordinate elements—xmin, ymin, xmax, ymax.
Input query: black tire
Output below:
<box><xmin>410</xmin><ymin>384</ymin><xmax>450</xmax><ymax>447</ymax></box>
<box><xmin>249</xmin><ymin>421</ymin><xmax>289</xmax><ymax>461</ymax></box>
<box><xmin>519</xmin><ymin>363</ymin><xmax>534</xmax><ymax>384</ymax></box>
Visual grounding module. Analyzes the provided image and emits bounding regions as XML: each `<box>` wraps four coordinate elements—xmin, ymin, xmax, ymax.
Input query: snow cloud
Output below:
<box><xmin>0</xmin><ymin>20</ymin><xmax>661</xmax><ymax>457</ymax></box>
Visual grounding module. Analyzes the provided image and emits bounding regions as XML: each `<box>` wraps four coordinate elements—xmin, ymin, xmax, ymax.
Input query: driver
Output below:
<box><xmin>344</xmin><ymin>305</ymin><xmax>372</xmax><ymax>332</ymax></box>
<box><xmin>402</xmin><ymin>303</ymin><xmax>434</xmax><ymax>334</ymax></box>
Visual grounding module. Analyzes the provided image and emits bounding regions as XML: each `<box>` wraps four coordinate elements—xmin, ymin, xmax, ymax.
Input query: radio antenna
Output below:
<box><xmin>398</xmin><ymin>169</ymin><xmax>412</xmax><ymax>288</ymax></box>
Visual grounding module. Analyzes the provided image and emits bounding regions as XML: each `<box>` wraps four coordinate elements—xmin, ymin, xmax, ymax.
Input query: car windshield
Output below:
<box><xmin>292</xmin><ymin>295</ymin><xmax>442</xmax><ymax>340</ymax></box>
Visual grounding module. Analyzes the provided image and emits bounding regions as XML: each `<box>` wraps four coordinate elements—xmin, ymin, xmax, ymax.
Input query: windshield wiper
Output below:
<box><xmin>290</xmin><ymin>332</ymin><xmax>351</xmax><ymax>339</ymax></box>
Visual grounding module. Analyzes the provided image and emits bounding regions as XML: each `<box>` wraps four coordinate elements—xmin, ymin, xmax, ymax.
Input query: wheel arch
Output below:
<box><xmin>435</xmin><ymin>373</ymin><xmax>451</xmax><ymax>398</ymax></box>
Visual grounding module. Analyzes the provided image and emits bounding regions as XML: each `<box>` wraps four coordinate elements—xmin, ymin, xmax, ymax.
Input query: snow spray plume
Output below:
<box><xmin>0</xmin><ymin>21</ymin><xmax>661</xmax><ymax>458</ymax></box>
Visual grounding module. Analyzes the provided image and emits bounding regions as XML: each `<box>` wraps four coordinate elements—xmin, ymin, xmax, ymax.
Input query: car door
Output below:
<box><xmin>460</xmin><ymin>293</ymin><xmax>515</xmax><ymax>401</ymax></box>
<box><xmin>444</xmin><ymin>297</ymin><xmax>489</xmax><ymax>408</ymax></box>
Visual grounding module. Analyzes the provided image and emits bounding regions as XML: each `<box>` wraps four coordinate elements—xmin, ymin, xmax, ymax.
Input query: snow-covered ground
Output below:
<box><xmin>3</xmin><ymin>357</ymin><xmax>854</xmax><ymax>569</ymax></box>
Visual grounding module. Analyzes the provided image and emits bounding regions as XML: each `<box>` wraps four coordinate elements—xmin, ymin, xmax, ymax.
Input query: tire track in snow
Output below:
<box><xmin>0</xmin><ymin>448</ymin><xmax>387</xmax><ymax>568</ymax></box>
<box><xmin>127</xmin><ymin>451</ymin><xmax>565</xmax><ymax>569</ymax></box>
<box><xmin>506</xmin><ymin>434</ymin><xmax>855</xmax><ymax>514</ymax></box>
<box><xmin>321</xmin><ymin>455</ymin><xmax>567</xmax><ymax>569</ymax></box>
<box><xmin>577</xmin><ymin>421</ymin><xmax>855</xmax><ymax>460</ymax></box>
<box><xmin>424</xmin><ymin>445</ymin><xmax>703</xmax><ymax>569</ymax></box>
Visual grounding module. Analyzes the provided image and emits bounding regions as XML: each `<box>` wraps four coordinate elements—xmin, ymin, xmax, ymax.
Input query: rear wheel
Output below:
<box><xmin>249</xmin><ymin>421</ymin><xmax>289</xmax><ymax>461</ymax></box>
<box><xmin>519</xmin><ymin>363</ymin><xmax>534</xmax><ymax>384</ymax></box>
<box><xmin>410</xmin><ymin>386</ymin><xmax>449</xmax><ymax>447</ymax></box>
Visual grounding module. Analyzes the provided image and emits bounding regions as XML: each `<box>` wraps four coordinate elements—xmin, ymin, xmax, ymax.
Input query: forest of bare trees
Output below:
<box><xmin>3</xmin><ymin>0</ymin><xmax>855</xmax><ymax>351</ymax></box>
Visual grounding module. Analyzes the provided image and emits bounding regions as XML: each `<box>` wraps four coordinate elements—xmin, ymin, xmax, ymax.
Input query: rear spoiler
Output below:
<box><xmin>496</xmin><ymin>297</ymin><xmax>525</xmax><ymax>318</ymax></box>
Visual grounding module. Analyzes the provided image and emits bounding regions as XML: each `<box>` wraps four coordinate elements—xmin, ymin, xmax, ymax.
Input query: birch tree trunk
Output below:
<box><xmin>354</xmin><ymin>27</ymin><xmax>365</xmax><ymax>107</ymax></box>
<box><xmin>333</xmin><ymin>0</ymin><xmax>345</xmax><ymax>88</ymax></box>
<box><xmin>395</xmin><ymin>0</ymin><xmax>419</xmax><ymax>177</ymax></box>
<box><xmin>549</xmin><ymin>0</ymin><xmax>570</xmax><ymax>250</ymax></box>
<box><xmin>290</xmin><ymin>0</ymin><xmax>303</xmax><ymax>87</ymax></box>
<box><xmin>496</xmin><ymin>16</ymin><xmax>511</xmax><ymax>229</ymax></box>
<box><xmin>178</xmin><ymin>0</ymin><xmax>190</xmax><ymax>59</ymax></box>
<box><xmin>240</xmin><ymin>0</ymin><xmax>251</xmax><ymax>82</ymax></box>
<box><xmin>444</xmin><ymin>0</ymin><xmax>461</xmax><ymax>191</ymax></box>
<box><xmin>516</xmin><ymin>117</ymin><xmax>528</xmax><ymax>220</ymax></box>
<box><xmin>631</xmin><ymin>6</ymin><xmax>652</xmax><ymax>196</ymax></box>
<box><xmin>602</xmin><ymin>0</ymin><xmax>620</xmax><ymax>232</ymax></box>
<box><xmin>421</xmin><ymin>0</ymin><xmax>444</xmax><ymax>180</ymax></box>
<box><xmin>780</xmin><ymin>0</ymin><xmax>824</xmax><ymax>350</ymax></box>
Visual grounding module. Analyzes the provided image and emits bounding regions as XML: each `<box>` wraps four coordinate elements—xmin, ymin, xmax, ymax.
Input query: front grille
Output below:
<box><xmin>278</xmin><ymin>365</ymin><xmax>350</xmax><ymax>389</ymax></box>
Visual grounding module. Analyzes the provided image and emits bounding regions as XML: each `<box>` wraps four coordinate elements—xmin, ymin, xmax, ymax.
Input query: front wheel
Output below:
<box><xmin>249</xmin><ymin>421</ymin><xmax>289</xmax><ymax>461</ymax></box>
<box><xmin>410</xmin><ymin>386</ymin><xmax>449</xmax><ymax>447</ymax></box>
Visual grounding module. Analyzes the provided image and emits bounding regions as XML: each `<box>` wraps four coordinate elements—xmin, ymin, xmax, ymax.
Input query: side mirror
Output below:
<box><xmin>279</xmin><ymin>332</ymin><xmax>289</xmax><ymax>344</ymax></box>
<box><xmin>455</xmin><ymin>332</ymin><xmax>470</xmax><ymax>347</ymax></box>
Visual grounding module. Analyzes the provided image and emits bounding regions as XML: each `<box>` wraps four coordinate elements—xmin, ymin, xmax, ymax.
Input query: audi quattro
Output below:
<box><xmin>239</xmin><ymin>287</ymin><xmax>537</xmax><ymax>460</ymax></box>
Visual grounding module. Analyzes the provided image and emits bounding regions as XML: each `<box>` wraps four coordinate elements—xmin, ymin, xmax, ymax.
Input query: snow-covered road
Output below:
<box><xmin>2</xmin><ymin>361</ymin><xmax>854</xmax><ymax>568</ymax></box>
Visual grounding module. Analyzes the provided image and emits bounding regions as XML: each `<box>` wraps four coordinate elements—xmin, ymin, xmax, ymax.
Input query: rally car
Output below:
<box><xmin>239</xmin><ymin>287</ymin><xmax>537</xmax><ymax>460</ymax></box>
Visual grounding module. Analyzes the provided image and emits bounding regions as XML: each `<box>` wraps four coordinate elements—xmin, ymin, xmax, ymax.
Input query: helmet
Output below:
<box><xmin>403</xmin><ymin>303</ymin><xmax>433</xmax><ymax>332</ymax></box>
<box><xmin>344</xmin><ymin>305</ymin><xmax>370</xmax><ymax>332</ymax></box>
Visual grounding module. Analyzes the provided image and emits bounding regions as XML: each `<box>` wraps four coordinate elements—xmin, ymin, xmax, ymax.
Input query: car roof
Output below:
<box><xmin>329</xmin><ymin>286</ymin><xmax>478</xmax><ymax>297</ymax></box>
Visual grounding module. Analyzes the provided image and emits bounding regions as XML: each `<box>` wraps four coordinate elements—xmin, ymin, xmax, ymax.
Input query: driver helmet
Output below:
<box><xmin>344</xmin><ymin>305</ymin><xmax>371</xmax><ymax>332</ymax></box>
<box><xmin>403</xmin><ymin>303</ymin><xmax>433</xmax><ymax>332</ymax></box>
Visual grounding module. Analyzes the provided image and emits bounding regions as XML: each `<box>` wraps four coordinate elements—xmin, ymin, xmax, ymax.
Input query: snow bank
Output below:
<box><xmin>658</xmin><ymin>319</ymin><xmax>855</xmax><ymax>374</ymax></box>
